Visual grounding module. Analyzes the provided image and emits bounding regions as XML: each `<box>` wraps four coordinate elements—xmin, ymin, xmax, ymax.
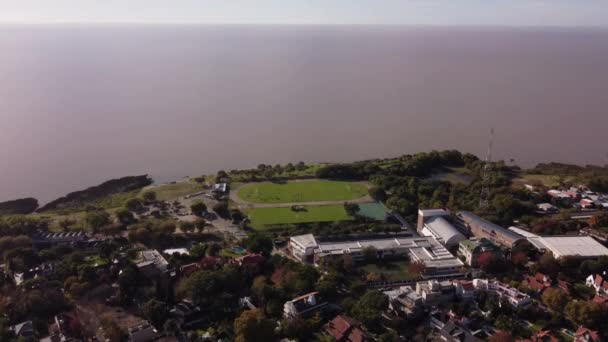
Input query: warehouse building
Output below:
<box><xmin>457</xmin><ymin>211</ymin><xmax>524</xmax><ymax>248</ymax></box>
<box><xmin>508</xmin><ymin>227</ymin><xmax>608</xmax><ymax>258</ymax></box>
<box><xmin>417</xmin><ymin>209</ymin><xmax>465</xmax><ymax>248</ymax></box>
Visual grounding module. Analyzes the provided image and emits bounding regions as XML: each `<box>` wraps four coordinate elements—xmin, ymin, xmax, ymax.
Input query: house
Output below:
<box><xmin>537</xmin><ymin>203</ymin><xmax>558</xmax><ymax>213</ymax></box>
<box><xmin>128</xmin><ymin>321</ymin><xmax>158</xmax><ymax>342</ymax></box>
<box><xmin>13</xmin><ymin>263</ymin><xmax>55</xmax><ymax>286</ymax></box>
<box><xmin>47</xmin><ymin>312</ymin><xmax>83</xmax><ymax>341</ymax></box>
<box><xmin>472</xmin><ymin>279</ymin><xmax>531</xmax><ymax>307</ymax></box>
<box><xmin>585</xmin><ymin>273</ymin><xmax>608</xmax><ymax>294</ymax></box>
<box><xmin>417</xmin><ymin>209</ymin><xmax>466</xmax><ymax>248</ymax></box>
<box><xmin>180</xmin><ymin>263</ymin><xmax>201</xmax><ymax>277</ymax></box>
<box><xmin>574</xmin><ymin>327</ymin><xmax>601</xmax><ymax>342</ymax></box>
<box><xmin>10</xmin><ymin>321</ymin><xmax>35</xmax><ymax>340</ymax></box>
<box><xmin>458</xmin><ymin>239</ymin><xmax>499</xmax><ymax>267</ymax></box>
<box><xmin>170</xmin><ymin>300</ymin><xmax>204</xmax><ymax>328</ymax></box>
<box><xmin>283</xmin><ymin>292</ymin><xmax>327</xmax><ymax>318</ymax></box>
<box><xmin>457</xmin><ymin>211</ymin><xmax>524</xmax><ymax>248</ymax></box>
<box><xmin>199</xmin><ymin>256</ymin><xmax>222</xmax><ymax>270</ymax></box>
<box><xmin>325</xmin><ymin>315</ymin><xmax>367</xmax><ymax>342</ymax></box>
<box><xmin>415</xmin><ymin>280</ymin><xmax>455</xmax><ymax>306</ymax></box>
<box><xmin>384</xmin><ymin>286</ymin><xmax>424</xmax><ymax>317</ymax></box>
<box><xmin>429</xmin><ymin>314</ymin><xmax>481</xmax><ymax>342</ymax></box>
<box><xmin>454</xmin><ymin>280</ymin><xmax>476</xmax><ymax>300</ymax></box>
<box><xmin>136</xmin><ymin>250</ymin><xmax>170</xmax><ymax>278</ymax></box>
<box><xmin>580</xmin><ymin>199</ymin><xmax>596</xmax><ymax>209</ymax></box>
<box><xmin>235</xmin><ymin>253</ymin><xmax>266</xmax><ymax>268</ymax></box>
<box><xmin>522</xmin><ymin>273</ymin><xmax>552</xmax><ymax>293</ymax></box>
<box><xmin>212</xmin><ymin>183</ymin><xmax>228</xmax><ymax>194</ymax></box>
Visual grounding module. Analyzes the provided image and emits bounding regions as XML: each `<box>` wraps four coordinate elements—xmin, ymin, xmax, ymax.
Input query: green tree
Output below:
<box><xmin>212</xmin><ymin>201</ymin><xmax>230</xmax><ymax>218</ymax></box>
<box><xmin>541</xmin><ymin>288</ymin><xmax>570</xmax><ymax>312</ymax></box>
<box><xmin>344</xmin><ymin>202</ymin><xmax>360</xmax><ymax>217</ymax></box>
<box><xmin>141</xmin><ymin>299</ymin><xmax>169</xmax><ymax>329</ymax></box>
<box><xmin>369</xmin><ymin>186</ymin><xmax>387</xmax><ymax>202</ymax></box>
<box><xmin>234</xmin><ymin>309</ymin><xmax>275</xmax><ymax>342</ymax></box>
<box><xmin>350</xmin><ymin>290</ymin><xmax>388</xmax><ymax>333</ymax></box>
<box><xmin>115</xmin><ymin>208</ymin><xmax>135</xmax><ymax>224</ymax></box>
<box><xmin>85</xmin><ymin>209</ymin><xmax>111</xmax><ymax>231</ymax></box>
<box><xmin>180</xmin><ymin>221</ymin><xmax>195</xmax><ymax>234</ymax></box>
<box><xmin>243</xmin><ymin>234</ymin><xmax>273</xmax><ymax>257</ymax></box>
<box><xmin>125</xmin><ymin>198</ymin><xmax>144</xmax><ymax>211</ymax></box>
<box><xmin>142</xmin><ymin>190</ymin><xmax>157</xmax><ymax>203</ymax></box>
<box><xmin>190</xmin><ymin>201</ymin><xmax>207</xmax><ymax>217</ymax></box>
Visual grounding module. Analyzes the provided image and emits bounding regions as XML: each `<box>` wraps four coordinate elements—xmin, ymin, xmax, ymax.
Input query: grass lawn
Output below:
<box><xmin>513</xmin><ymin>173</ymin><xmax>573</xmax><ymax>188</ymax></box>
<box><xmin>429</xmin><ymin>167</ymin><xmax>473</xmax><ymax>185</ymax></box>
<box><xmin>247</xmin><ymin>205</ymin><xmax>352</xmax><ymax>229</ymax></box>
<box><xmin>145</xmin><ymin>181</ymin><xmax>206</xmax><ymax>201</ymax></box>
<box><xmin>238</xmin><ymin>180</ymin><xmax>368</xmax><ymax>204</ymax></box>
<box><xmin>360</xmin><ymin>261</ymin><xmax>416</xmax><ymax>281</ymax></box>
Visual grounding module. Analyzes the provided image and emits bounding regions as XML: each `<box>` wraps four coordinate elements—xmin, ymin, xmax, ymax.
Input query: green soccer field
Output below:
<box><xmin>237</xmin><ymin>180</ymin><xmax>368</xmax><ymax>204</ymax></box>
<box><xmin>247</xmin><ymin>205</ymin><xmax>352</xmax><ymax>229</ymax></box>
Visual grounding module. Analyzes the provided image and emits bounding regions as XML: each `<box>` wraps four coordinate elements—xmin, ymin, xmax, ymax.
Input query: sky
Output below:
<box><xmin>0</xmin><ymin>0</ymin><xmax>607</xmax><ymax>27</ymax></box>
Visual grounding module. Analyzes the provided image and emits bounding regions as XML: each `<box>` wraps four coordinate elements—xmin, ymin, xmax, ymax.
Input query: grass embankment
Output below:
<box><xmin>360</xmin><ymin>261</ymin><xmax>416</xmax><ymax>281</ymax></box>
<box><xmin>238</xmin><ymin>180</ymin><xmax>368</xmax><ymax>204</ymax></box>
<box><xmin>144</xmin><ymin>180</ymin><xmax>206</xmax><ymax>201</ymax></box>
<box><xmin>247</xmin><ymin>205</ymin><xmax>352</xmax><ymax>230</ymax></box>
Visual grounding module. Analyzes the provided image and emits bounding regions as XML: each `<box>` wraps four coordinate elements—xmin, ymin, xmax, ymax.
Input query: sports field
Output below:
<box><xmin>247</xmin><ymin>205</ymin><xmax>351</xmax><ymax>229</ymax></box>
<box><xmin>237</xmin><ymin>180</ymin><xmax>368</xmax><ymax>204</ymax></box>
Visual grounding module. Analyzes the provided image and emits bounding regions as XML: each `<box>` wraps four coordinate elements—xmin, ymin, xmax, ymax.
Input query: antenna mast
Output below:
<box><xmin>479</xmin><ymin>128</ymin><xmax>494</xmax><ymax>209</ymax></box>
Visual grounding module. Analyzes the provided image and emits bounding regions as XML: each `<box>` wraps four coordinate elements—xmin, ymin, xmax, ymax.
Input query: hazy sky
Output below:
<box><xmin>0</xmin><ymin>0</ymin><xmax>607</xmax><ymax>27</ymax></box>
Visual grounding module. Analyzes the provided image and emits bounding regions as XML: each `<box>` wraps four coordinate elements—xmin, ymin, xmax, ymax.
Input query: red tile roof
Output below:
<box><xmin>326</xmin><ymin>315</ymin><xmax>366</xmax><ymax>342</ymax></box>
<box><xmin>575</xmin><ymin>327</ymin><xmax>601</xmax><ymax>342</ymax></box>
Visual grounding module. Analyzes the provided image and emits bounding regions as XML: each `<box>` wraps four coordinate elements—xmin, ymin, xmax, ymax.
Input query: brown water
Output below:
<box><xmin>1</xmin><ymin>25</ymin><xmax>607</xmax><ymax>203</ymax></box>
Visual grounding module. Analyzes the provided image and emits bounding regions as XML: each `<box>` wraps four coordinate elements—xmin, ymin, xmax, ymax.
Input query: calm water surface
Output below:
<box><xmin>1</xmin><ymin>25</ymin><xmax>607</xmax><ymax>202</ymax></box>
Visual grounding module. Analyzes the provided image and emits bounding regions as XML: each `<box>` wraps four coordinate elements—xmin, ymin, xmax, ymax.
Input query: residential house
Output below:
<box><xmin>325</xmin><ymin>315</ymin><xmax>367</xmax><ymax>342</ymax></box>
<box><xmin>283</xmin><ymin>292</ymin><xmax>327</xmax><ymax>318</ymax></box>
<box><xmin>384</xmin><ymin>286</ymin><xmax>424</xmax><ymax>318</ymax></box>
<box><xmin>128</xmin><ymin>321</ymin><xmax>158</xmax><ymax>342</ymax></box>
<box><xmin>429</xmin><ymin>313</ymin><xmax>481</xmax><ymax>342</ymax></box>
<box><xmin>518</xmin><ymin>330</ymin><xmax>559</xmax><ymax>342</ymax></box>
<box><xmin>537</xmin><ymin>203</ymin><xmax>558</xmax><ymax>213</ymax></box>
<box><xmin>454</xmin><ymin>280</ymin><xmax>476</xmax><ymax>300</ymax></box>
<box><xmin>179</xmin><ymin>263</ymin><xmax>201</xmax><ymax>278</ymax></box>
<box><xmin>415</xmin><ymin>280</ymin><xmax>455</xmax><ymax>307</ymax></box>
<box><xmin>472</xmin><ymin>279</ymin><xmax>531</xmax><ymax>307</ymax></box>
<box><xmin>585</xmin><ymin>273</ymin><xmax>608</xmax><ymax>294</ymax></box>
<box><xmin>170</xmin><ymin>300</ymin><xmax>204</xmax><ymax>328</ymax></box>
<box><xmin>522</xmin><ymin>273</ymin><xmax>552</xmax><ymax>293</ymax></box>
<box><xmin>574</xmin><ymin>327</ymin><xmax>601</xmax><ymax>342</ymax></box>
<box><xmin>235</xmin><ymin>253</ymin><xmax>266</xmax><ymax>268</ymax></box>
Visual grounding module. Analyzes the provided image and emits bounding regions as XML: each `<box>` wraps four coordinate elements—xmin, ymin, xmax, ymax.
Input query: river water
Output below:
<box><xmin>1</xmin><ymin>25</ymin><xmax>607</xmax><ymax>202</ymax></box>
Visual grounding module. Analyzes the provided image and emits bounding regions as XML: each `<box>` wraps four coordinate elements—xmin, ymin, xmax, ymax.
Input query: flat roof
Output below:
<box><xmin>291</xmin><ymin>234</ymin><xmax>319</xmax><ymax>249</ymax></box>
<box><xmin>534</xmin><ymin>236</ymin><xmax>608</xmax><ymax>258</ymax></box>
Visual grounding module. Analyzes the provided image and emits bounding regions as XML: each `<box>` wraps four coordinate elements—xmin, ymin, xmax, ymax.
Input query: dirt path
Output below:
<box><xmin>230</xmin><ymin>179</ymin><xmax>373</xmax><ymax>209</ymax></box>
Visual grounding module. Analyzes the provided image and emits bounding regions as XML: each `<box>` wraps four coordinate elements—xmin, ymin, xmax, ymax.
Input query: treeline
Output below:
<box><xmin>315</xmin><ymin>150</ymin><xmax>478</xmax><ymax>180</ymax></box>
<box><xmin>38</xmin><ymin>175</ymin><xmax>153</xmax><ymax>212</ymax></box>
<box><xmin>0</xmin><ymin>197</ymin><xmax>39</xmax><ymax>215</ymax></box>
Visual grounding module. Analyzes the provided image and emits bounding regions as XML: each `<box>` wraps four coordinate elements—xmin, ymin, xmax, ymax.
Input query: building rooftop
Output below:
<box><xmin>458</xmin><ymin>211</ymin><xmax>524</xmax><ymax>245</ymax></box>
<box><xmin>291</xmin><ymin>234</ymin><xmax>319</xmax><ymax>249</ymax></box>
<box><xmin>533</xmin><ymin>236</ymin><xmax>608</xmax><ymax>258</ymax></box>
<box><xmin>424</xmin><ymin>216</ymin><xmax>466</xmax><ymax>247</ymax></box>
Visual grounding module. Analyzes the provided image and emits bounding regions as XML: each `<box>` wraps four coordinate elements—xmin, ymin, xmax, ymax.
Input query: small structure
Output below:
<box><xmin>522</xmin><ymin>273</ymin><xmax>552</xmax><ymax>293</ymax></box>
<box><xmin>170</xmin><ymin>300</ymin><xmax>204</xmax><ymax>328</ymax></box>
<box><xmin>537</xmin><ymin>203</ymin><xmax>558</xmax><ymax>213</ymax></box>
<box><xmin>453</xmin><ymin>280</ymin><xmax>476</xmax><ymax>300</ymax></box>
<box><xmin>163</xmin><ymin>248</ymin><xmax>189</xmax><ymax>256</ymax></box>
<box><xmin>235</xmin><ymin>253</ymin><xmax>266</xmax><ymax>268</ymax></box>
<box><xmin>13</xmin><ymin>263</ymin><xmax>55</xmax><ymax>286</ymax></box>
<box><xmin>585</xmin><ymin>273</ymin><xmax>608</xmax><ymax>294</ymax></box>
<box><xmin>417</xmin><ymin>209</ymin><xmax>465</xmax><ymax>248</ymax></box>
<box><xmin>32</xmin><ymin>231</ymin><xmax>87</xmax><ymax>247</ymax></box>
<box><xmin>283</xmin><ymin>292</ymin><xmax>327</xmax><ymax>318</ymax></box>
<box><xmin>136</xmin><ymin>250</ymin><xmax>170</xmax><ymax>278</ymax></box>
<box><xmin>575</xmin><ymin>327</ymin><xmax>601</xmax><ymax>342</ymax></box>
<box><xmin>384</xmin><ymin>286</ymin><xmax>424</xmax><ymax>318</ymax></box>
<box><xmin>212</xmin><ymin>183</ymin><xmax>228</xmax><ymax>194</ymax></box>
<box><xmin>415</xmin><ymin>280</ymin><xmax>455</xmax><ymax>307</ymax></box>
<box><xmin>325</xmin><ymin>315</ymin><xmax>367</xmax><ymax>342</ymax></box>
<box><xmin>458</xmin><ymin>239</ymin><xmax>498</xmax><ymax>267</ymax></box>
<box><xmin>10</xmin><ymin>321</ymin><xmax>35</xmax><ymax>340</ymax></box>
<box><xmin>128</xmin><ymin>321</ymin><xmax>158</xmax><ymax>342</ymax></box>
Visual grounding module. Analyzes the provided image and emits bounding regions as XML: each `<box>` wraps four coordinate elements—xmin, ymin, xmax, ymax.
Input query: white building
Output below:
<box><xmin>283</xmin><ymin>292</ymin><xmax>327</xmax><ymax>318</ymax></box>
<box><xmin>508</xmin><ymin>227</ymin><xmax>608</xmax><ymax>258</ymax></box>
<box><xmin>472</xmin><ymin>279</ymin><xmax>531</xmax><ymax>307</ymax></box>
<box><xmin>418</xmin><ymin>209</ymin><xmax>465</xmax><ymax>248</ymax></box>
<box><xmin>289</xmin><ymin>234</ymin><xmax>464</xmax><ymax>277</ymax></box>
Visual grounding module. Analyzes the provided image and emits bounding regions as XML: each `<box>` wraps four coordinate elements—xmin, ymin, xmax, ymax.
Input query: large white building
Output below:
<box><xmin>417</xmin><ymin>209</ymin><xmax>465</xmax><ymax>248</ymax></box>
<box><xmin>508</xmin><ymin>227</ymin><xmax>608</xmax><ymax>258</ymax></box>
<box><xmin>289</xmin><ymin>234</ymin><xmax>464</xmax><ymax>277</ymax></box>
